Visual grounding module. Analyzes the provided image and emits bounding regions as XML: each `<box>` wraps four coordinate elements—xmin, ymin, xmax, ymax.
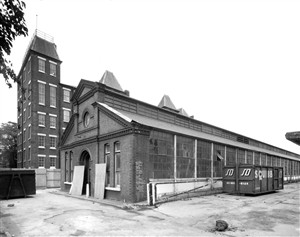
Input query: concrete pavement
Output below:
<box><xmin>0</xmin><ymin>183</ymin><xmax>299</xmax><ymax>236</ymax></box>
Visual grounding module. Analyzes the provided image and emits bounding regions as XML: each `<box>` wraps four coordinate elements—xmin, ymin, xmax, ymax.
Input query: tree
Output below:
<box><xmin>0</xmin><ymin>121</ymin><xmax>18</xmax><ymax>168</ymax></box>
<box><xmin>0</xmin><ymin>0</ymin><xmax>28</xmax><ymax>88</ymax></box>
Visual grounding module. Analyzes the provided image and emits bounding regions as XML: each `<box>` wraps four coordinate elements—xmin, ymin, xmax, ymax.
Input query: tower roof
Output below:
<box><xmin>158</xmin><ymin>95</ymin><xmax>177</xmax><ymax>111</ymax></box>
<box><xmin>25</xmin><ymin>30</ymin><xmax>60</xmax><ymax>61</ymax></box>
<box><xmin>100</xmin><ymin>70</ymin><xmax>123</xmax><ymax>91</ymax></box>
<box><xmin>178</xmin><ymin>108</ymin><xmax>189</xmax><ymax>117</ymax></box>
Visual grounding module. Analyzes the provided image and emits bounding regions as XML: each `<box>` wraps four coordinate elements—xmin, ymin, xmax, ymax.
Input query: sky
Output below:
<box><xmin>0</xmin><ymin>0</ymin><xmax>300</xmax><ymax>154</ymax></box>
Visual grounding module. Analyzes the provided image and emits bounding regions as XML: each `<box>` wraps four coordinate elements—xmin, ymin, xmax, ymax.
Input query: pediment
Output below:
<box><xmin>71</xmin><ymin>79</ymin><xmax>96</xmax><ymax>102</ymax></box>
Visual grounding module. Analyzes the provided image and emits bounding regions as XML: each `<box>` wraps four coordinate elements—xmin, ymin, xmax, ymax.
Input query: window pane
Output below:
<box><xmin>38</xmin><ymin>114</ymin><xmax>45</xmax><ymax>126</ymax></box>
<box><xmin>149</xmin><ymin>131</ymin><xmax>174</xmax><ymax>179</ymax></box>
<box><xmin>50</xmin><ymin>63</ymin><xmax>56</xmax><ymax>76</ymax></box>
<box><xmin>176</xmin><ymin>136</ymin><xmax>194</xmax><ymax>178</ymax></box>
<box><xmin>39</xmin><ymin>83</ymin><xmax>45</xmax><ymax>104</ymax></box>
<box><xmin>197</xmin><ymin>140</ymin><xmax>211</xmax><ymax>178</ymax></box>
<box><xmin>38</xmin><ymin>136</ymin><xmax>45</xmax><ymax>147</ymax></box>
<box><xmin>50</xmin><ymin>86</ymin><xmax>56</xmax><ymax>107</ymax></box>
<box><xmin>50</xmin><ymin>116</ymin><xmax>56</xmax><ymax>128</ymax></box>
<box><xmin>38</xmin><ymin>59</ymin><xmax>45</xmax><ymax>72</ymax></box>
<box><xmin>38</xmin><ymin>156</ymin><xmax>45</xmax><ymax>167</ymax></box>
<box><xmin>105</xmin><ymin>144</ymin><xmax>111</xmax><ymax>187</ymax></box>
<box><xmin>63</xmin><ymin>110</ymin><xmax>70</xmax><ymax>122</ymax></box>
<box><xmin>213</xmin><ymin>144</ymin><xmax>225</xmax><ymax>177</ymax></box>
<box><xmin>63</xmin><ymin>90</ymin><xmax>70</xmax><ymax>102</ymax></box>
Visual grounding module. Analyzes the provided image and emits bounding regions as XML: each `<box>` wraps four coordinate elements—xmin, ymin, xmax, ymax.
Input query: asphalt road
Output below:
<box><xmin>0</xmin><ymin>183</ymin><xmax>299</xmax><ymax>236</ymax></box>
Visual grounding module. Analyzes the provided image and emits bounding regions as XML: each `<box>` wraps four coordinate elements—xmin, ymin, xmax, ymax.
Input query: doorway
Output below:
<box><xmin>79</xmin><ymin>150</ymin><xmax>91</xmax><ymax>196</ymax></box>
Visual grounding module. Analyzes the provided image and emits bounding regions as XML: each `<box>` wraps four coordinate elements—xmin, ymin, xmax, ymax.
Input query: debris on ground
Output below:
<box><xmin>7</xmin><ymin>204</ymin><xmax>14</xmax><ymax>207</ymax></box>
<box><xmin>215</xmin><ymin>220</ymin><xmax>229</xmax><ymax>231</ymax></box>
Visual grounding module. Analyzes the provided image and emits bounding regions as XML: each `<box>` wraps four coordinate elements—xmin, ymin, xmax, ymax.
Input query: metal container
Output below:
<box><xmin>223</xmin><ymin>165</ymin><xmax>284</xmax><ymax>195</ymax></box>
<box><xmin>0</xmin><ymin>169</ymin><xmax>36</xmax><ymax>199</ymax></box>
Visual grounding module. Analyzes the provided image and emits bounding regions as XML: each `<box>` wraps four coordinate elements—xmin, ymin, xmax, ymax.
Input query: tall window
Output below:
<box><xmin>50</xmin><ymin>62</ymin><xmax>56</xmax><ymax>76</ymax></box>
<box><xmin>65</xmin><ymin>152</ymin><xmax>68</xmax><ymax>181</ymax></box>
<box><xmin>149</xmin><ymin>131</ymin><xmax>174</xmax><ymax>179</ymax></box>
<box><xmin>38</xmin><ymin>134</ymin><xmax>45</xmax><ymax>148</ymax></box>
<box><xmin>50</xmin><ymin>86</ymin><xmax>56</xmax><ymax>107</ymax></box>
<box><xmin>28</xmin><ymin>147</ymin><xmax>31</xmax><ymax>161</ymax></box>
<box><xmin>38</xmin><ymin>113</ymin><xmax>46</xmax><ymax>127</ymax></box>
<box><xmin>38</xmin><ymin>155</ymin><xmax>45</xmax><ymax>168</ymax></box>
<box><xmin>197</xmin><ymin>140</ymin><xmax>211</xmax><ymax>178</ymax></box>
<box><xmin>104</xmin><ymin>144</ymin><xmax>110</xmax><ymax>187</ymax></box>
<box><xmin>213</xmin><ymin>144</ymin><xmax>225</xmax><ymax>177</ymax></box>
<box><xmin>114</xmin><ymin>142</ymin><xmax>121</xmax><ymax>187</ymax></box>
<box><xmin>28</xmin><ymin>103</ymin><xmax>31</xmax><ymax>118</ymax></box>
<box><xmin>28</xmin><ymin>82</ymin><xmax>31</xmax><ymax>101</ymax></box>
<box><xmin>176</xmin><ymin>136</ymin><xmax>195</xmax><ymax>178</ymax></box>
<box><xmin>63</xmin><ymin>109</ymin><xmax>70</xmax><ymax>122</ymax></box>
<box><xmin>38</xmin><ymin>82</ymin><xmax>45</xmax><ymax>105</ymax></box>
<box><xmin>237</xmin><ymin>149</ymin><xmax>245</xmax><ymax>164</ymax></box>
<box><xmin>63</xmin><ymin>89</ymin><xmax>70</xmax><ymax>103</ymax></box>
<box><xmin>70</xmin><ymin>151</ymin><xmax>73</xmax><ymax>181</ymax></box>
<box><xmin>226</xmin><ymin>146</ymin><xmax>236</xmax><ymax>165</ymax></box>
<box><xmin>50</xmin><ymin>136</ymin><xmax>57</xmax><ymax>149</ymax></box>
<box><xmin>28</xmin><ymin>125</ymin><xmax>31</xmax><ymax>139</ymax></box>
<box><xmin>50</xmin><ymin>115</ymin><xmax>56</xmax><ymax>129</ymax></box>
<box><xmin>23</xmin><ymin>109</ymin><xmax>26</xmax><ymax>123</ymax></box>
<box><xmin>38</xmin><ymin>57</ymin><xmax>45</xmax><ymax>73</ymax></box>
<box><xmin>50</xmin><ymin>155</ymin><xmax>56</xmax><ymax>168</ymax></box>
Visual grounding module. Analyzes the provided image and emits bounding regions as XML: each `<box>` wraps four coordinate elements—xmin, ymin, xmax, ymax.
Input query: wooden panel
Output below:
<box><xmin>35</xmin><ymin>168</ymin><xmax>47</xmax><ymax>188</ymax></box>
<box><xmin>94</xmin><ymin>164</ymin><xmax>106</xmax><ymax>199</ymax></box>
<box><xmin>69</xmin><ymin>166</ymin><xmax>84</xmax><ymax>196</ymax></box>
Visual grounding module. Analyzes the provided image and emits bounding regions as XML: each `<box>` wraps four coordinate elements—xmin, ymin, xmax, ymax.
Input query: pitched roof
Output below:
<box><xmin>178</xmin><ymin>108</ymin><xmax>189</xmax><ymax>117</ymax></box>
<box><xmin>100</xmin><ymin>71</ymin><xmax>123</xmax><ymax>91</ymax></box>
<box><xmin>29</xmin><ymin>35</ymin><xmax>60</xmax><ymax>61</ymax></box>
<box><xmin>158</xmin><ymin>95</ymin><xmax>177</xmax><ymax>111</ymax></box>
<box><xmin>98</xmin><ymin>104</ymin><xmax>299</xmax><ymax>161</ymax></box>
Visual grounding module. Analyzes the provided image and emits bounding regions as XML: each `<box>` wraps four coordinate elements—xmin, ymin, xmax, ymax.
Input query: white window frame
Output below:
<box><xmin>23</xmin><ymin>108</ymin><xmax>26</xmax><ymax>123</ymax></box>
<box><xmin>28</xmin><ymin>102</ymin><xmax>31</xmax><ymax>118</ymax></box>
<box><xmin>38</xmin><ymin>154</ymin><xmax>46</xmax><ymax>168</ymax></box>
<box><xmin>49</xmin><ymin>135</ymin><xmax>57</xmax><ymax>149</ymax></box>
<box><xmin>38</xmin><ymin>133</ymin><xmax>46</xmax><ymax>149</ymax></box>
<box><xmin>38</xmin><ymin>56</ymin><xmax>46</xmax><ymax>73</ymax></box>
<box><xmin>49</xmin><ymin>114</ymin><xmax>57</xmax><ymax>129</ymax></box>
<box><xmin>28</xmin><ymin>124</ymin><xmax>31</xmax><ymax>140</ymax></box>
<box><xmin>63</xmin><ymin>108</ymin><xmax>71</xmax><ymax>122</ymax></box>
<box><xmin>49</xmin><ymin>84</ymin><xmax>57</xmax><ymax>108</ymax></box>
<box><xmin>38</xmin><ymin>112</ymin><xmax>46</xmax><ymax>127</ymax></box>
<box><xmin>49</xmin><ymin>155</ymin><xmax>57</xmax><ymax>169</ymax></box>
<box><xmin>38</xmin><ymin>81</ymin><xmax>46</xmax><ymax>105</ymax></box>
<box><xmin>49</xmin><ymin>61</ymin><xmax>57</xmax><ymax>77</ymax></box>
<box><xmin>114</xmin><ymin>142</ymin><xmax>121</xmax><ymax>188</ymax></box>
<box><xmin>63</xmin><ymin>88</ymin><xmax>71</xmax><ymax>103</ymax></box>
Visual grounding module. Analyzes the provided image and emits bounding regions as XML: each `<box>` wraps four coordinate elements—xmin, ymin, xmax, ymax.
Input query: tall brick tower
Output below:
<box><xmin>17</xmin><ymin>30</ymin><xmax>75</xmax><ymax>169</ymax></box>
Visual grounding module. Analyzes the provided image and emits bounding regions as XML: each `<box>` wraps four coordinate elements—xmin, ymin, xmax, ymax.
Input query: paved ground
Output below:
<box><xmin>0</xmin><ymin>183</ymin><xmax>299</xmax><ymax>236</ymax></box>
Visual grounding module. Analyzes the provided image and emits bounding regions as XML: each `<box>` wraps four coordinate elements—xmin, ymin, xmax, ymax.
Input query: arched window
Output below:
<box><xmin>114</xmin><ymin>142</ymin><xmax>121</xmax><ymax>187</ymax></box>
<box><xmin>65</xmin><ymin>152</ymin><xmax>68</xmax><ymax>182</ymax></box>
<box><xmin>104</xmin><ymin>144</ymin><xmax>110</xmax><ymax>187</ymax></box>
<box><xmin>83</xmin><ymin>111</ymin><xmax>90</xmax><ymax>128</ymax></box>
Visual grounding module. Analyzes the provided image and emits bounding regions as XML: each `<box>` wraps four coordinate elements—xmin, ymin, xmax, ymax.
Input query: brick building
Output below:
<box><xmin>17</xmin><ymin>30</ymin><xmax>75</xmax><ymax>169</ymax></box>
<box><xmin>60</xmin><ymin>72</ymin><xmax>300</xmax><ymax>203</ymax></box>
